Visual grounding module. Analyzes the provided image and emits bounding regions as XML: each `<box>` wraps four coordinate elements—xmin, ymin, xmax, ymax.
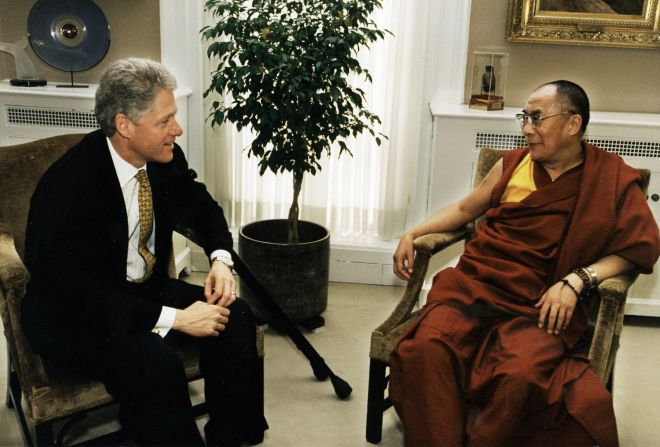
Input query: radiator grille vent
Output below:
<box><xmin>586</xmin><ymin>138</ymin><xmax>660</xmax><ymax>158</ymax></box>
<box><xmin>475</xmin><ymin>132</ymin><xmax>660</xmax><ymax>158</ymax></box>
<box><xmin>6</xmin><ymin>105</ymin><xmax>99</xmax><ymax>129</ymax></box>
<box><xmin>475</xmin><ymin>132</ymin><xmax>526</xmax><ymax>151</ymax></box>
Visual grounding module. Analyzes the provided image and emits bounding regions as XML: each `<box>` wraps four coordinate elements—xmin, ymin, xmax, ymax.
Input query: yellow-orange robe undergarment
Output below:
<box><xmin>389</xmin><ymin>143</ymin><xmax>660</xmax><ymax>447</ymax></box>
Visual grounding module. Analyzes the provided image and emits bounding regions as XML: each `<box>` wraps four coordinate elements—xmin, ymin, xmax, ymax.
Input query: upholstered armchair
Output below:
<box><xmin>365</xmin><ymin>147</ymin><xmax>647</xmax><ymax>444</ymax></box>
<box><xmin>0</xmin><ymin>134</ymin><xmax>264</xmax><ymax>446</ymax></box>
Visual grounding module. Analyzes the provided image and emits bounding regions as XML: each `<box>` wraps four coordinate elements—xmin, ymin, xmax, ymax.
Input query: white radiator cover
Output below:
<box><xmin>7</xmin><ymin>104</ymin><xmax>99</xmax><ymax>129</ymax></box>
<box><xmin>429</xmin><ymin>103</ymin><xmax>660</xmax><ymax>317</ymax></box>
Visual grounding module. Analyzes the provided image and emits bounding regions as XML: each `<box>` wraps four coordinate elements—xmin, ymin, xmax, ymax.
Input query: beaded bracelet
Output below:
<box><xmin>559</xmin><ymin>279</ymin><xmax>581</xmax><ymax>301</ymax></box>
<box><xmin>571</xmin><ymin>267</ymin><xmax>593</xmax><ymax>291</ymax></box>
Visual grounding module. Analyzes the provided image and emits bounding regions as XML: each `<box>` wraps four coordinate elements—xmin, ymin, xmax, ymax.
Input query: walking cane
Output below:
<box><xmin>230</xmin><ymin>249</ymin><xmax>352</xmax><ymax>400</ymax></box>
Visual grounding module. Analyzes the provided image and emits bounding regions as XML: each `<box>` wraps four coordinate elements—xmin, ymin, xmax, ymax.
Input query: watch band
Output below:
<box><xmin>585</xmin><ymin>266</ymin><xmax>598</xmax><ymax>287</ymax></box>
<box><xmin>211</xmin><ymin>253</ymin><xmax>234</xmax><ymax>269</ymax></box>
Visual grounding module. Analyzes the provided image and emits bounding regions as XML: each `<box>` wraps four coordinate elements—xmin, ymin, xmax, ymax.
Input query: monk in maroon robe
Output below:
<box><xmin>390</xmin><ymin>80</ymin><xmax>660</xmax><ymax>447</ymax></box>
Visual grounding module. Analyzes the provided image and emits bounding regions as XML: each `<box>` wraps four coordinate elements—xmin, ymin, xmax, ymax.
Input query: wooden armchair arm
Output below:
<box><xmin>373</xmin><ymin>229</ymin><xmax>467</xmax><ymax>338</ymax></box>
<box><xmin>588</xmin><ymin>272</ymin><xmax>636</xmax><ymax>383</ymax></box>
<box><xmin>0</xmin><ymin>230</ymin><xmax>50</xmax><ymax>392</ymax></box>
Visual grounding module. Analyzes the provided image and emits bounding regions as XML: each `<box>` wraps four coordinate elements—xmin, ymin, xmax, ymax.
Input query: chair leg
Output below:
<box><xmin>605</xmin><ymin>333</ymin><xmax>620</xmax><ymax>394</ymax></box>
<box><xmin>5</xmin><ymin>352</ymin><xmax>13</xmax><ymax>409</ymax></box>
<box><xmin>7</xmin><ymin>361</ymin><xmax>36</xmax><ymax>447</ymax></box>
<box><xmin>606</xmin><ymin>368</ymin><xmax>614</xmax><ymax>393</ymax></box>
<box><xmin>366</xmin><ymin>358</ymin><xmax>388</xmax><ymax>444</ymax></box>
<box><xmin>35</xmin><ymin>422</ymin><xmax>55</xmax><ymax>446</ymax></box>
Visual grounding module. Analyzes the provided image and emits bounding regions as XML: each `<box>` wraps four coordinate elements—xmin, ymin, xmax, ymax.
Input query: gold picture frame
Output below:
<box><xmin>507</xmin><ymin>0</ymin><xmax>660</xmax><ymax>48</ymax></box>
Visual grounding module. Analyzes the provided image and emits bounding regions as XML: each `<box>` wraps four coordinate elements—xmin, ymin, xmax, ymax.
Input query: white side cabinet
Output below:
<box><xmin>428</xmin><ymin>103</ymin><xmax>660</xmax><ymax>317</ymax></box>
<box><xmin>0</xmin><ymin>80</ymin><xmax>194</xmax><ymax>275</ymax></box>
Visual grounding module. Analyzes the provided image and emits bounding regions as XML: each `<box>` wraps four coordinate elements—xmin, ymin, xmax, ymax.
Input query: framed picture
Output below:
<box><xmin>506</xmin><ymin>0</ymin><xmax>660</xmax><ymax>48</ymax></box>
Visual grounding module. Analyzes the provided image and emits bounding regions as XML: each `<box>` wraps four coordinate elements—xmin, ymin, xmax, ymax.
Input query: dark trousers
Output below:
<box><xmin>41</xmin><ymin>278</ymin><xmax>267</xmax><ymax>446</ymax></box>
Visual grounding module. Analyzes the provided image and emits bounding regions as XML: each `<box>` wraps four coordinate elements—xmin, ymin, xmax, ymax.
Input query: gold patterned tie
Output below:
<box><xmin>135</xmin><ymin>169</ymin><xmax>156</xmax><ymax>281</ymax></box>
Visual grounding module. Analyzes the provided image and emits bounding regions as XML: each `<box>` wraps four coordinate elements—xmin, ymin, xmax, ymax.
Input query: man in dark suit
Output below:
<box><xmin>21</xmin><ymin>58</ymin><xmax>267</xmax><ymax>446</ymax></box>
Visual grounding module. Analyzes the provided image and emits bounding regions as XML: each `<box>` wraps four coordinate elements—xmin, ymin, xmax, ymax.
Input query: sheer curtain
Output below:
<box><xmin>204</xmin><ymin>0</ymin><xmax>430</xmax><ymax>244</ymax></box>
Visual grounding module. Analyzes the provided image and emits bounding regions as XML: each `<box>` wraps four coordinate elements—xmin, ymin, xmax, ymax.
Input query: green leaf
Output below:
<box><xmin>203</xmin><ymin>0</ymin><xmax>390</xmax><ymax>228</ymax></box>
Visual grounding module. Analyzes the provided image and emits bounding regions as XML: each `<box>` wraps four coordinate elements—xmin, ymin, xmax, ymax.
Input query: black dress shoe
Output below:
<box><xmin>204</xmin><ymin>416</ymin><xmax>267</xmax><ymax>447</ymax></box>
<box><xmin>246</xmin><ymin>431</ymin><xmax>264</xmax><ymax>445</ymax></box>
<box><xmin>204</xmin><ymin>422</ymin><xmax>249</xmax><ymax>447</ymax></box>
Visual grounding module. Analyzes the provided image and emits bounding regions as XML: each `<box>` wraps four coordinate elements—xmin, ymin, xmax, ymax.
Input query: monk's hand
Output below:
<box><xmin>535</xmin><ymin>276</ymin><xmax>580</xmax><ymax>335</ymax></box>
<box><xmin>173</xmin><ymin>301</ymin><xmax>230</xmax><ymax>337</ymax></box>
<box><xmin>204</xmin><ymin>260</ymin><xmax>236</xmax><ymax>307</ymax></box>
<box><xmin>393</xmin><ymin>232</ymin><xmax>415</xmax><ymax>281</ymax></box>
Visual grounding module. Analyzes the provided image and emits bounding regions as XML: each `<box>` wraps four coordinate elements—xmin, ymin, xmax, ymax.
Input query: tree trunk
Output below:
<box><xmin>288</xmin><ymin>172</ymin><xmax>303</xmax><ymax>244</ymax></box>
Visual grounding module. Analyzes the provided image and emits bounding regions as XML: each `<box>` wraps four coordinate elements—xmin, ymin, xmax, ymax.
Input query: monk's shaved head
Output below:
<box><xmin>535</xmin><ymin>80</ymin><xmax>590</xmax><ymax>135</ymax></box>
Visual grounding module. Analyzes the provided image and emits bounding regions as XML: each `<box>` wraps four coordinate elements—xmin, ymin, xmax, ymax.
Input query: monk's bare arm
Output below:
<box><xmin>393</xmin><ymin>160</ymin><xmax>504</xmax><ymax>280</ymax></box>
<box><xmin>586</xmin><ymin>255</ymin><xmax>635</xmax><ymax>283</ymax></box>
<box><xmin>537</xmin><ymin>254</ymin><xmax>635</xmax><ymax>335</ymax></box>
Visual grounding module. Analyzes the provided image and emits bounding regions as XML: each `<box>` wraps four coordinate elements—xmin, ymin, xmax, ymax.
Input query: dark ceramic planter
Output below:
<box><xmin>238</xmin><ymin>219</ymin><xmax>330</xmax><ymax>324</ymax></box>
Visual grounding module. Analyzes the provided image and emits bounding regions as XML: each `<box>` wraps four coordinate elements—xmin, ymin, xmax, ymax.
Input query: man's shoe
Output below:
<box><xmin>204</xmin><ymin>422</ymin><xmax>249</xmax><ymax>447</ymax></box>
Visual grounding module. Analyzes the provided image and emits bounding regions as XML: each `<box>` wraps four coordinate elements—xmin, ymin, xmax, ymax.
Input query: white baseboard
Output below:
<box><xmin>625</xmin><ymin>298</ymin><xmax>660</xmax><ymax>317</ymax></box>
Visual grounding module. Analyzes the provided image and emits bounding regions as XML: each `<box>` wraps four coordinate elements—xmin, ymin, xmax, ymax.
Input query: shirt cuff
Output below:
<box><xmin>209</xmin><ymin>249</ymin><xmax>232</xmax><ymax>264</ymax></box>
<box><xmin>152</xmin><ymin>305</ymin><xmax>176</xmax><ymax>338</ymax></box>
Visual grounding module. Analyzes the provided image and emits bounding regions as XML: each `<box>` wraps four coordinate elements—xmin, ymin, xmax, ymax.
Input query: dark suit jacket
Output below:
<box><xmin>22</xmin><ymin>130</ymin><xmax>233</xmax><ymax>353</ymax></box>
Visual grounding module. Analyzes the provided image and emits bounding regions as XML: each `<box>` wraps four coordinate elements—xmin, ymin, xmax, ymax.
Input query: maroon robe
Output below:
<box><xmin>390</xmin><ymin>143</ymin><xmax>660</xmax><ymax>447</ymax></box>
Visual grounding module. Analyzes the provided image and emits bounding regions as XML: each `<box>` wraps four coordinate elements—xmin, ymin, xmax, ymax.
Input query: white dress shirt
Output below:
<box><xmin>107</xmin><ymin>138</ymin><xmax>175</xmax><ymax>337</ymax></box>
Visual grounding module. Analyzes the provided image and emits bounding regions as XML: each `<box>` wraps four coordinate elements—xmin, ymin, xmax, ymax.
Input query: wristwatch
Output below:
<box><xmin>585</xmin><ymin>266</ymin><xmax>598</xmax><ymax>287</ymax></box>
<box><xmin>211</xmin><ymin>253</ymin><xmax>234</xmax><ymax>269</ymax></box>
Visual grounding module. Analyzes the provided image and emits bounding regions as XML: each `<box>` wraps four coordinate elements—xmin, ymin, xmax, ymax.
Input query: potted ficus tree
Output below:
<box><xmin>203</xmin><ymin>0</ymin><xmax>387</xmax><ymax>326</ymax></box>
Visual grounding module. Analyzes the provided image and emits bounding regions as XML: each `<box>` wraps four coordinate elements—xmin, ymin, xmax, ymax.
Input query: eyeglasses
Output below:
<box><xmin>515</xmin><ymin>111</ymin><xmax>574</xmax><ymax>129</ymax></box>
